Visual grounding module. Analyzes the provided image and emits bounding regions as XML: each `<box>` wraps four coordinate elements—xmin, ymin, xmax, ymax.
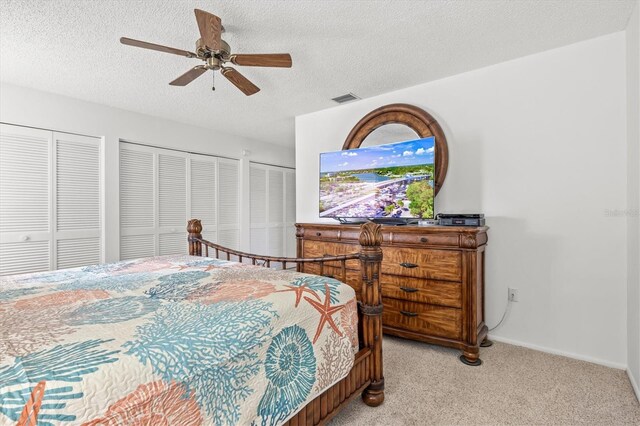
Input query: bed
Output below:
<box><xmin>0</xmin><ymin>220</ymin><xmax>384</xmax><ymax>426</ymax></box>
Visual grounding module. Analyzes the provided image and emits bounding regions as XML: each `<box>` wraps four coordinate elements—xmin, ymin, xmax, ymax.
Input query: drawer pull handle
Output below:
<box><xmin>400</xmin><ymin>286</ymin><xmax>418</xmax><ymax>293</ymax></box>
<box><xmin>420</xmin><ymin>237</ymin><xmax>428</xmax><ymax>243</ymax></box>
<box><xmin>400</xmin><ymin>310</ymin><xmax>418</xmax><ymax>317</ymax></box>
<box><xmin>400</xmin><ymin>262</ymin><xmax>418</xmax><ymax>269</ymax></box>
<box><xmin>316</xmin><ymin>232</ymin><xmax>322</xmax><ymax>236</ymax></box>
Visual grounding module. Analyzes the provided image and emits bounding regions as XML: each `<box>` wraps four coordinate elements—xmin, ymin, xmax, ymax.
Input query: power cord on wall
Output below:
<box><xmin>488</xmin><ymin>297</ymin><xmax>512</xmax><ymax>332</ymax></box>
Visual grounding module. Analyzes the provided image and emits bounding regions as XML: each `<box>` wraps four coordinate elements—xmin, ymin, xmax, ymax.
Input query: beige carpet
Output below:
<box><xmin>330</xmin><ymin>336</ymin><xmax>640</xmax><ymax>425</ymax></box>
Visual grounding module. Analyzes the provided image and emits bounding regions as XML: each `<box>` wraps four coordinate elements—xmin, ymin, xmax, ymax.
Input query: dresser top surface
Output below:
<box><xmin>295</xmin><ymin>222</ymin><xmax>489</xmax><ymax>234</ymax></box>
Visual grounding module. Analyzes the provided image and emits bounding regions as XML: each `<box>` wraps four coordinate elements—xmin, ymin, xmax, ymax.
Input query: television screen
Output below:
<box><xmin>319</xmin><ymin>137</ymin><xmax>435</xmax><ymax>219</ymax></box>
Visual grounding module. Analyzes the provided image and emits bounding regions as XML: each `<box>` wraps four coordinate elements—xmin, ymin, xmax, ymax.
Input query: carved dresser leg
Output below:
<box><xmin>459</xmin><ymin>345</ymin><xmax>482</xmax><ymax>366</ymax></box>
<box><xmin>480</xmin><ymin>337</ymin><xmax>494</xmax><ymax>348</ymax></box>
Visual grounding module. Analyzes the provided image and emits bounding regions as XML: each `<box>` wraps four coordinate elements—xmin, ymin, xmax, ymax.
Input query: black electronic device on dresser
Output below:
<box><xmin>438</xmin><ymin>213</ymin><xmax>485</xmax><ymax>227</ymax></box>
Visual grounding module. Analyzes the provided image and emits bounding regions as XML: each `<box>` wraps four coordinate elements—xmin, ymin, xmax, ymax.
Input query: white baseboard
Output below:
<box><xmin>628</xmin><ymin>369</ymin><xmax>640</xmax><ymax>403</ymax></box>
<box><xmin>488</xmin><ymin>335</ymin><xmax>627</xmax><ymax>370</ymax></box>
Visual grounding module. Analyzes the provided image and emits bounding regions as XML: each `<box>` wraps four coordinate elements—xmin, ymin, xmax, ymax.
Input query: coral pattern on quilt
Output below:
<box><xmin>0</xmin><ymin>255</ymin><xmax>358</xmax><ymax>426</ymax></box>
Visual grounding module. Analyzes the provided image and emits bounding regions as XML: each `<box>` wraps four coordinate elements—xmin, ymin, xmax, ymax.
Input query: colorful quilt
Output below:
<box><xmin>0</xmin><ymin>255</ymin><xmax>359</xmax><ymax>426</ymax></box>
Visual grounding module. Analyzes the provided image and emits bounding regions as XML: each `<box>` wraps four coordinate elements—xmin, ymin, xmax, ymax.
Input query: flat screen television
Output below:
<box><xmin>319</xmin><ymin>136</ymin><xmax>435</xmax><ymax>222</ymax></box>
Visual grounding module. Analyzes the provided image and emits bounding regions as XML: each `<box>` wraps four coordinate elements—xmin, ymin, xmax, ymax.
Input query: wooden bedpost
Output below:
<box><xmin>187</xmin><ymin>219</ymin><xmax>203</xmax><ymax>256</ymax></box>
<box><xmin>358</xmin><ymin>221</ymin><xmax>385</xmax><ymax>407</ymax></box>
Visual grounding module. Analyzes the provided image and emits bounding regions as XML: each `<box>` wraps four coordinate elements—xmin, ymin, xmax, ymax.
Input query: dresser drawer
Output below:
<box><xmin>381</xmin><ymin>276</ymin><xmax>461</xmax><ymax>308</ymax></box>
<box><xmin>382</xmin><ymin>248</ymin><xmax>462</xmax><ymax>281</ymax></box>
<box><xmin>388</xmin><ymin>232</ymin><xmax>459</xmax><ymax>247</ymax></box>
<box><xmin>302</xmin><ymin>227</ymin><xmax>341</xmax><ymax>241</ymax></box>
<box><xmin>302</xmin><ymin>240</ymin><xmax>360</xmax><ymax>269</ymax></box>
<box><xmin>302</xmin><ymin>263</ymin><xmax>361</xmax><ymax>294</ymax></box>
<box><xmin>382</xmin><ymin>297</ymin><xmax>462</xmax><ymax>340</ymax></box>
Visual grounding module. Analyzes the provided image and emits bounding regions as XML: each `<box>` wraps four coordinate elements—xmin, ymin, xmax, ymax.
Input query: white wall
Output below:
<box><xmin>296</xmin><ymin>33</ymin><xmax>628</xmax><ymax>367</ymax></box>
<box><xmin>0</xmin><ymin>83</ymin><xmax>295</xmax><ymax>262</ymax></box>
<box><xmin>627</xmin><ymin>0</ymin><xmax>640</xmax><ymax>395</ymax></box>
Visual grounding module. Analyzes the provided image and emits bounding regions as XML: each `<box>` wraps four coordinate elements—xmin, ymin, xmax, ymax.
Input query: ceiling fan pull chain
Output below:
<box><xmin>212</xmin><ymin>70</ymin><xmax>216</xmax><ymax>91</ymax></box>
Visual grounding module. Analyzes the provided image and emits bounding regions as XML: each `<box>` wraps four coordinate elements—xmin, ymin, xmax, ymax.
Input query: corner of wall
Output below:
<box><xmin>629</xmin><ymin>368</ymin><xmax>640</xmax><ymax>402</ymax></box>
<box><xmin>626</xmin><ymin>0</ymin><xmax>640</xmax><ymax>397</ymax></box>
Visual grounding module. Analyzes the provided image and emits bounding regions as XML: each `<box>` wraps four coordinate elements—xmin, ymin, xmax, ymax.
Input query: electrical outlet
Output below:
<box><xmin>508</xmin><ymin>288</ymin><xmax>519</xmax><ymax>302</ymax></box>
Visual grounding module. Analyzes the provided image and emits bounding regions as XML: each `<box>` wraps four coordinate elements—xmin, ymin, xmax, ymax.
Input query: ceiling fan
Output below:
<box><xmin>120</xmin><ymin>9</ymin><xmax>292</xmax><ymax>96</ymax></box>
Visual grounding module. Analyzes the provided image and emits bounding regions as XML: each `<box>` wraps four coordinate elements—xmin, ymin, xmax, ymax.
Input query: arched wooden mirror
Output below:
<box><xmin>342</xmin><ymin>103</ymin><xmax>449</xmax><ymax>194</ymax></box>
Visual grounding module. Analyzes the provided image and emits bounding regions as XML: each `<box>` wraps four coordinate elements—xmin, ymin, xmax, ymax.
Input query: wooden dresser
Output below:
<box><xmin>296</xmin><ymin>223</ymin><xmax>490</xmax><ymax>365</ymax></box>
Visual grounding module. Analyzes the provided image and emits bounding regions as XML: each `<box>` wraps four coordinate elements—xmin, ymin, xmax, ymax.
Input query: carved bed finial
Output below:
<box><xmin>187</xmin><ymin>219</ymin><xmax>203</xmax><ymax>257</ymax></box>
<box><xmin>359</xmin><ymin>222</ymin><xmax>383</xmax><ymax>247</ymax></box>
<box><xmin>187</xmin><ymin>219</ymin><xmax>202</xmax><ymax>234</ymax></box>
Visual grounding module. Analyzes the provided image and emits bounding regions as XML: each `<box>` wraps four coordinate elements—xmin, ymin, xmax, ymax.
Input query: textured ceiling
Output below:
<box><xmin>0</xmin><ymin>0</ymin><xmax>635</xmax><ymax>147</ymax></box>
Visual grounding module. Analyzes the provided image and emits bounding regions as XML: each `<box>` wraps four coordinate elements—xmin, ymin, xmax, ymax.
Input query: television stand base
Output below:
<box><xmin>335</xmin><ymin>218</ymin><xmax>419</xmax><ymax>226</ymax></box>
<box><xmin>336</xmin><ymin>218</ymin><xmax>368</xmax><ymax>225</ymax></box>
<box><xmin>371</xmin><ymin>218</ymin><xmax>419</xmax><ymax>226</ymax></box>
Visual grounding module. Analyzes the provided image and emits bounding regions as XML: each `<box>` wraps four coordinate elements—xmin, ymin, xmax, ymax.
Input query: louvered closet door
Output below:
<box><xmin>284</xmin><ymin>170</ymin><xmax>297</xmax><ymax>257</ymax></box>
<box><xmin>190</xmin><ymin>154</ymin><xmax>217</xmax><ymax>244</ymax></box>
<box><xmin>267</xmin><ymin>168</ymin><xmax>285</xmax><ymax>257</ymax></box>
<box><xmin>120</xmin><ymin>143</ymin><xmax>228</xmax><ymax>260</ymax></box>
<box><xmin>249</xmin><ymin>163</ymin><xmax>295</xmax><ymax>258</ymax></box>
<box><xmin>53</xmin><ymin>132</ymin><xmax>101</xmax><ymax>269</ymax></box>
<box><xmin>249</xmin><ymin>165</ymin><xmax>267</xmax><ymax>254</ymax></box>
<box><xmin>217</xmin><ymin>158</ymin><xmax>240</xmax><ymax>250</ymax></box>
<box><xmin>158</xmin><ymin>152</ymin><xmax>187</xmax><ymax>255</ymax></box>
<box><xmin>0</xmin><ymin>124</ymin><xmax>52</xmax><ymax>275</ymax></box>
<box><xmin>119</xmin><ymin>143</ymin><xmax>155</xmax><ymax>260</ymax></box>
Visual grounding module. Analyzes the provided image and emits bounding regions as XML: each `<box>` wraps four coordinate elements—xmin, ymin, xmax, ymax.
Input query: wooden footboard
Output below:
<box><xmin>187</xmin><ymin>219</ymin><xmax>384</xmax><ymax>424</ymax></box>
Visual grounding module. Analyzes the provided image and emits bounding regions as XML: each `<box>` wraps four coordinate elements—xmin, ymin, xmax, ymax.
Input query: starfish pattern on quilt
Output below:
<box><xmin>276</xmin><ymin>283</ymin><xmax>320</xmax><ymax>307</ymax></box>
<box><xmin>17</xmin><ymin>380</ymin><xmax>46</xmax><ymax>425</ymax></box>
<box><xmin>303</xmin><ymin>284</ymin><xmax>345</xmax><ymax>343</ymax></box>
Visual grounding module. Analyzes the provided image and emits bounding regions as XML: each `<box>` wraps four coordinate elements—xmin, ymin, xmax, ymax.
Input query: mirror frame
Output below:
<box><xmin>342</xmin><ymin>103</ymin><xmax>449</xmax><ymax>194</ymax></box>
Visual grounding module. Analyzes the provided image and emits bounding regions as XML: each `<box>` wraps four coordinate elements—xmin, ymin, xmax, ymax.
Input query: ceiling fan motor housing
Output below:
<box><xmin>196</xmin><ymin>38</ymin><xmax>231</xmax><ymax>61</ymax></box>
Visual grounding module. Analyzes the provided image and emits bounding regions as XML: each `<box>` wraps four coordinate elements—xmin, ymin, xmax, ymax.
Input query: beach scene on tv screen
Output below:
<box><xmin>320</xmin><ymin>137</ymin><xmax>435</xmax><ymax>219</ymax></box>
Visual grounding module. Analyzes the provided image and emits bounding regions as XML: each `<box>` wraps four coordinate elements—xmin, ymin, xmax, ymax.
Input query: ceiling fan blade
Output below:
<box><xmin>120</xmin><ymin>37</ymin><xmax>197</xmax><ymax>58</ymax></box>
<box><xmin>230</xmin><ymin>54</ymin><xmax>292</xmax><ymax>68</ymax></box>
<box><xmin>169</xmin><ymin>66</ymin><xmax>208</xmax><ymax>86</ymax></box>
<box><xmin>194</xmin><ymin>9</ymin><xmax>222</xmax><ymax>51</ymax></box>
<box><xmin>221</xmin><ymin>67</ymin><xmax>260</xmax><ymax>96</ymax></box>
